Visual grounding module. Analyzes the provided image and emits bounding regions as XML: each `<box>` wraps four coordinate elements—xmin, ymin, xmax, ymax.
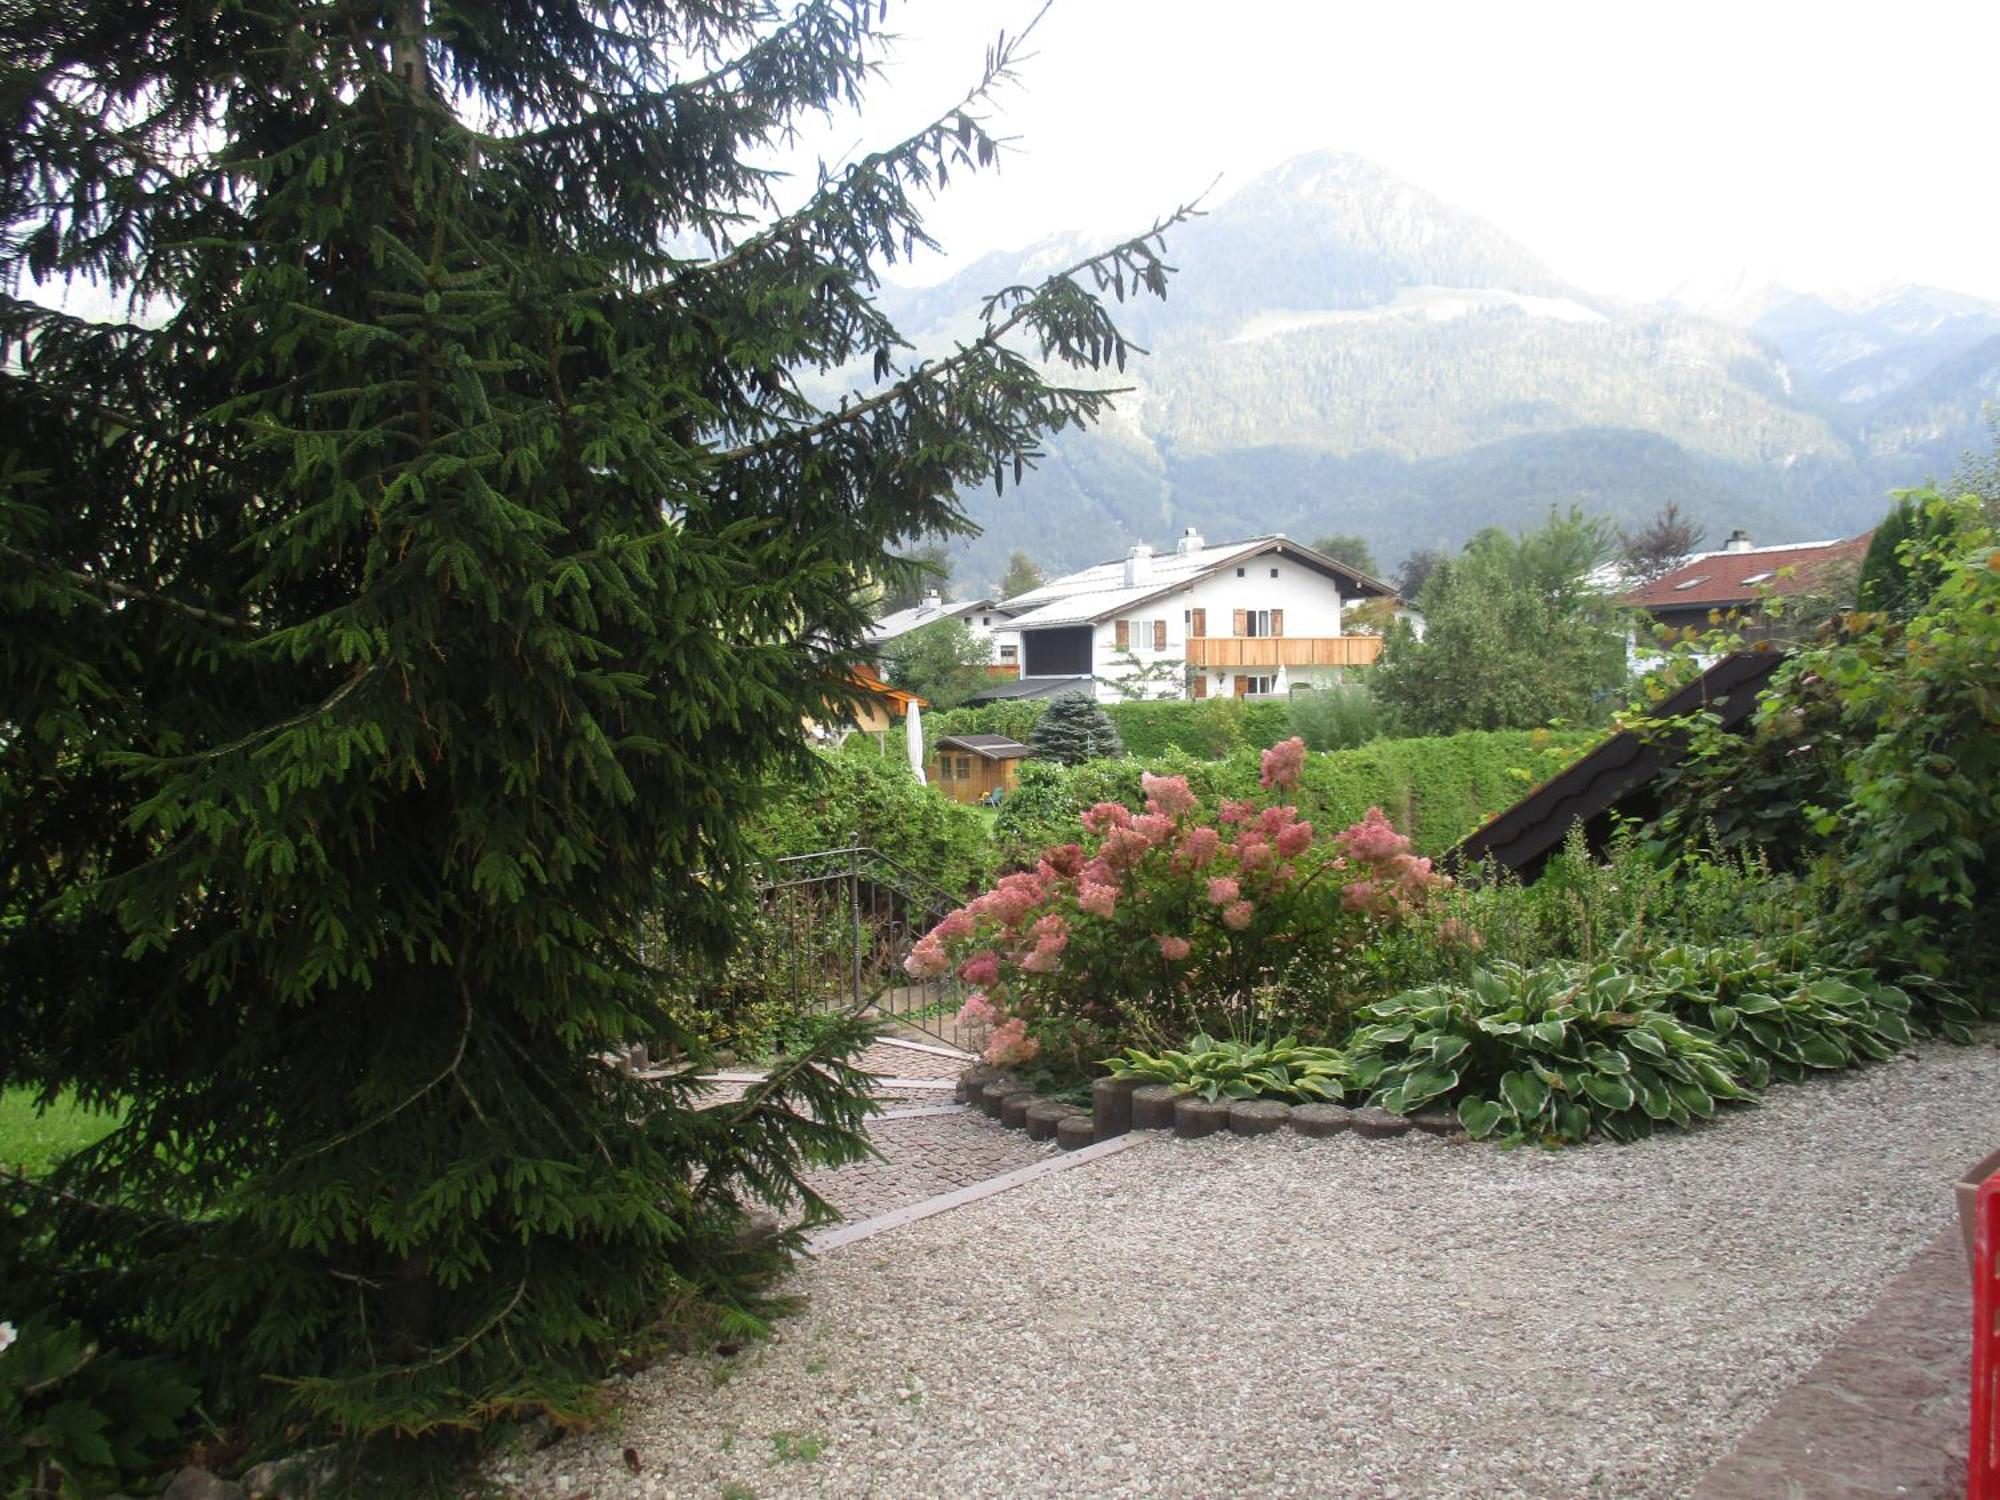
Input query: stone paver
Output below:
<box><xmin>1694</xmin><ymin>1222</ymin><xmax>1972</xmax><ymax>1500</ymax></box>
<box><xmin>800</xmin><ymin>1108</ymin><xmax>1055</xmax><ymax>1222</ymax></box>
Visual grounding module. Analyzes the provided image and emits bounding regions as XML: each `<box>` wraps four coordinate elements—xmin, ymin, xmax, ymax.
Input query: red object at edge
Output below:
<box><xmin>1974</xmin><ymin>1173</ymin><xmax>2000</xmax><ymax>1500</ymax></box>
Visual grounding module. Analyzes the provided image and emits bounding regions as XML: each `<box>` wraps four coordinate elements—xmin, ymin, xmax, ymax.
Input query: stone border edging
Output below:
<box><xmin>804</xmin><ymin>1133</ymin><xmax>1150</xmax><ymax>1254</ymax></box>
<box><xmin>956</xmin><ymin>1066</ymin><xmax>1468</xmax><ymax>1151</ymax></box>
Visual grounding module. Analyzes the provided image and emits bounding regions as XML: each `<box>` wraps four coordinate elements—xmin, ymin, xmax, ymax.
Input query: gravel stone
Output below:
<box><xmin>1172</xmin><ymin>1096</ymin><xmax>1230</xmax><ymax>1139</ymax></box>
<box><xmin>1350</xmin><ymin>1105</ymin><xmax>1412</xmax><ymax>1138</ymax></box>
<box><xmin>1229</xmin><ymin>1100</ymin><xmax>1291</xmax><ymax>1136</ymax></box>
<box><xmin>1289</xmin><ymin>1103</ymin><xmax>1354</xmax><ymax>1138</ymax></box>
<box><xmin>1130</xmin><ymin>1083</ymin><xmax>1179</xmax><ymax>1130</ymax></box>
<box><xmin>500</xmin><ymin>1042</ymin><xmax>2000</xmax><ymax>1500</ymax></box>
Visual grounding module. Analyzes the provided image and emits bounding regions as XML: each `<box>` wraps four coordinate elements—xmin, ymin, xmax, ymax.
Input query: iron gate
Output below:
<box><xmin>755</xmin><ymin>846</ymin><xmax>978</xmax><ymax>1053</ymax></box>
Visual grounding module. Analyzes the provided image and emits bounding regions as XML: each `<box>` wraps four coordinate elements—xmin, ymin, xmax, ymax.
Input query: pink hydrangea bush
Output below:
<box><xmin>904</xmin><ymin>737</ymin><xmax>1450</xmax><ymax>1070</ymax></box>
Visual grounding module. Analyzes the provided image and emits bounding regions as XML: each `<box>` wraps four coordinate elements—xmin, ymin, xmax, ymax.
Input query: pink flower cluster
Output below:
<box><xmin>903</xmin><ymin>743</ymin><xmax>1436</xmax><ymax>1069</ymax></box>
<box><xmin>1332</xmin><ymin>806</ymin><xmax>1451</xmax><ymax>918</ymax></box>
<box><xmin>1260</xmin><ymin>735</ymin><xmax>1307</xmax><ymax>790</ymax></box>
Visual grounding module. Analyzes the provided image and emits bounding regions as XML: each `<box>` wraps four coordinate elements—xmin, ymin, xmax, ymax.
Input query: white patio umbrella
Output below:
<box><xmin>905</xmin><ymin>698</ymin><xmax>927</xmax><ymax>786</ymax></box>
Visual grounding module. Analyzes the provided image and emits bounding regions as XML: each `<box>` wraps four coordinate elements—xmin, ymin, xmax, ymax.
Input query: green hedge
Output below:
<box><xmin>933</xmin><ymin>696</ymin><xmax>1295</xmax><ymax>759</ymax></box>
<box><xmin>994</xmin><ymin>728</ymin><xmax>1598</xmax><ymax>866</ymax></box>
<box><xmin>749</xmin><ymin>750</ymin><xmax>995</xmax><ymax>898</ymax></box>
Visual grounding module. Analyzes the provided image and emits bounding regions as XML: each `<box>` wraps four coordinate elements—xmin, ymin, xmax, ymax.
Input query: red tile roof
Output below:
<box><xmin>1621</xmin><ymin>533</ymin><xmax>1872</xmax><ymax>611</ymax></box>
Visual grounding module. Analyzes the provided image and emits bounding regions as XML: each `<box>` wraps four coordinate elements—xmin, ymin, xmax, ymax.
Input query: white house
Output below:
<box><xmin>979</xmin><ymin>530</ymin><xmax>1400</xmax><ymax>704</ymax></box>
<box><xmin>865</xmin><ymin>590</ymin><xmax>1028</xmax><ymax>671</ymax></box>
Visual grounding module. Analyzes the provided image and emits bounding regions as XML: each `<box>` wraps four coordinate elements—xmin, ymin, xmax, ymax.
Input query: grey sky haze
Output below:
<box><xmin>776</xmin><ymin>0</ymin><xmax>2000</xmax><ymax>305</ymax></box>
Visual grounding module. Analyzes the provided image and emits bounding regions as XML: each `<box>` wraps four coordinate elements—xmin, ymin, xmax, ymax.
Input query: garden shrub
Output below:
<box><xmin>931</xmin><ymin>700</ymin><xmax>1047</xmax><ymax>742</ymax></box>
<box><xmin>1635</xmin><ymin>941</ymin><xmax>1915</xmax><ymax>1087</ymax></box>
<box><xmin>1648</xmin><ymin>491</ymin><xmax>2000</xmax><ymax>988</ymax></box>
<box><xmin>1286</xmin><ymin>683</ymin><xmax>1384</xmax><ymax>751</ymax></box>
<box><xmin>750</xmin><ymin>751</ymin><xmax>994</xmax><ymax>898</ymax></box>
<box><xmin>1101</xmin><ymin>697</ymin><xmax>1292</xmax><ymax>759</ymax></box>
<box><xmin>910</xmin><ymin>738</ymin><xmax>1449</xmax><ymax>1072</ymax></box>
<box><xmin>1102</xmin><ymin>1033</ymin><xmax>1347</xmax><ymax>1103</ymax></box>
<box><xmin>1346</xmin><ymin>963</ymin><xmax>1751</xmax><ymax>1144</ymax></box>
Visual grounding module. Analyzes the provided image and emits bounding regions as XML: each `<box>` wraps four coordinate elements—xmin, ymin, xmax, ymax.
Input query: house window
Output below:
<box><xmin>1244</xmin><ymin>609</ymin><xmax>1273</xmax><ymax>637</ymax></box>
<box><xmin>999</xmin><ymin>644</ymin><xmax>1018</xmax><ymax>661</ymax></box>
<box><xmin>1247</xmin><ymin>675</ymin><xmax>1276</xmax><ymax>695</ymax></box>
<box><xmin>1270</xmin><ymin>567</ymin><xmax>1279</xmax><ymax>578</ymax></box>
<box><xmin>1235</xmin><ymin>567</ymin><xmax>1246</xmax><ymax>577</ymax></box>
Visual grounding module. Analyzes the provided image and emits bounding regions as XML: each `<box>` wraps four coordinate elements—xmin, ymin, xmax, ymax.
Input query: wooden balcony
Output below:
<box><xmin>1183</xmin><ymin>635</ymin><xmax>1384</xmax><ymax>669</ymax></box>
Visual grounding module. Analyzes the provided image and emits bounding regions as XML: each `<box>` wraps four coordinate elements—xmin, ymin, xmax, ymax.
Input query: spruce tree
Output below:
<box><xmin>1</xmin><ymin>0</ymin><xmax>1179</xmax><ymax>1455</ymax></box>
<box><xmin>1027</xmin><ymin>692</ymin><xmax>1125</xmax><ymax>764</ymax></box>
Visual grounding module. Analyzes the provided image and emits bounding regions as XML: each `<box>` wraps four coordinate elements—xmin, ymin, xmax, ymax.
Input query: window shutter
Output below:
<box><xmin>1191</xmin><ymin>674</ymin><xmax>1208</xmax><ymax>700</ymax></box>
<box><xmin>1190</xmin><ymin>608</ymin><xmax>1207</xmax><ymax>637</ymax></box>
<box><xmin>1153</xmin><ymin>619</ymin><xmax>1167</xmax><ymax>652</ymax></box>
<box><xmin>1233</xmin><ymin>675</ymin><xmax>1250</xmax><ymax>698</ymax></box>
<box><xmin>1270</xmin><ymin>608</ymin><xmax>1284</xmax><ymax>638</ymax></box>
<box><xmin>1232</xmin><ymin>608</ymin><xmax>1249</xmax><ymax>636</ymax></box>
<box><xmin>1115</xmin><ymin>618</ymin><xmax>1130</xmax><ymax>649</ymax></box>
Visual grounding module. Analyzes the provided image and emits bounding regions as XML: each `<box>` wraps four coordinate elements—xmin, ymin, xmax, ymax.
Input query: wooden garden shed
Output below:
<box><xmin>930</xmin><ymin>734</ymin><xmax>1031</xmax><ymax>805</ymax></box>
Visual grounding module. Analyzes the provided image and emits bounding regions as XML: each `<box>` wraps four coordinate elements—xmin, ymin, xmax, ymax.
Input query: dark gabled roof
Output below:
<box><xmin>1447</xmin><ymin>649</ymin><xmax>1788</xmax><ymax>878</ymax></box>
<box><xmin>965</xmin><ymin>675</ymin><xmax>1095</xmax><ymax>702</ymax></box>
<box><xmin>935</xmin><ymin>734</ymin><xmax>1032</xmax><ymax>760</ymax></box>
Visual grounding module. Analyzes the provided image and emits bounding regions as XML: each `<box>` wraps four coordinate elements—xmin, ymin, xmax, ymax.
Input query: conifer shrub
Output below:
<box><xmin>1026</xmin><ymin>692</ymin><xmax>1125</xmax><ymax>765</ymax></box>
<box><xmin>0</xmin><ymin>0</ymin><xmax>1183</xmax><ymax>1462</ymax></box>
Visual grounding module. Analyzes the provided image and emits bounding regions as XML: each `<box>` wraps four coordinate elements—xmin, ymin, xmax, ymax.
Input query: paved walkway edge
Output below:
<box><xmin>867</xmin><ymin>1034</ymin><xmax>977</xmax><ymax>1062</ymax></box>
<box><xmin>1692</xmin><ymin>1221</ymin><xmax>1971</xmax><ymax>1500</ymax></box>
<box><xmin>805</xmin><ymin>1132</ymin><xmax>1151</xmax><ymax>1254</ymax></box>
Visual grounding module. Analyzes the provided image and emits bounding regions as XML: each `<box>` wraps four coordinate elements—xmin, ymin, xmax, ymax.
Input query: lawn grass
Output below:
<box><xmin>0</xmin><ymin>1087</ymin><xmax>122</xmax><ymax>1176</ymax></box>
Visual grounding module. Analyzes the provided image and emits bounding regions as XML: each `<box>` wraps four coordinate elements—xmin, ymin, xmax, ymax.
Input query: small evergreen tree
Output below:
<box><xmin>997</xmin><ymin>549</ymin><xmax>1046</xmax><ymax>599</ymax></box>
<box><xmin>1</xmin><ymin>0</ymin><xmax>1183</xmax><ymax>1459</ymax></box>
<box><xmin>1028</xmin><ymin>692</ymin><xmax>1125</xmax><ymax>764</ymax></box>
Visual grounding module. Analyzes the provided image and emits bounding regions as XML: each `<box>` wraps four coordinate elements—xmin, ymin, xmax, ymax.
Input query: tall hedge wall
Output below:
<box><xmin>993</xmin><ymin>728</ymin><xmax>1599</xmax><ymax>867</ymax></box>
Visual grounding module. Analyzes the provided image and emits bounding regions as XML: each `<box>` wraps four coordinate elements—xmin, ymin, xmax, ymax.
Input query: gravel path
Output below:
<box><xmin>500</xmin><ymin>1041</ymin><xmax>2000</xmax><ymax>1500</ymax></box>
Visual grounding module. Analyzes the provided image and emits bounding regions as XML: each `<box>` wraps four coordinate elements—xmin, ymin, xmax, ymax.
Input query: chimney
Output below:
<box><xmin>1723</xmin><ymin>530</ymin><xmax>1754</xmax><ymax>554</ymax></box>
<box><xmin>1175</xmin><ymin>527</ymin><xmax>1205</xmax><ymax>557</ymax></box>
<box><xmin>917</xmin><ymin>588</ymin><xmax>942</xmax><ymax>615</ymax></box>
<box><xmin>1123</xmin><ymin>543</ymin><xmax>1154</xmax><ymax>587</ymax></box>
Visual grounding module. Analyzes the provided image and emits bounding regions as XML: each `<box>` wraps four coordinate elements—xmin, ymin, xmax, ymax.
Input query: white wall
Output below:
<box><xmin>1089</xmin><ymin>555</ymin><xmax>1351</xmax><ymax>702</ymax></box>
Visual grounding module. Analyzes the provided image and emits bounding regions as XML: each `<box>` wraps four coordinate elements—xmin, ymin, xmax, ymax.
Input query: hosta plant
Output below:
<box><xmin>1637</xmin><ymin>942</ymin><xmax>1915</xmax><ymax>1088</ymax></box>
<box><xmin>1346</xmin><ymin>962</ymin><xmax>1751</xmax><ymax>1145</ymax></box>
<box><xmin>1102</xmin><ymin>1033</ymin><xmax>1348</xmax><ymax>1104</ymax></box>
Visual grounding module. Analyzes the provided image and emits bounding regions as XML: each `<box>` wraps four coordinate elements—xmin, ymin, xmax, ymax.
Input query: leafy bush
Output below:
<box><xmin>913</xmin><ymin>739</ymin><xmax>1449</xmax><ymax>1071</ymax></box>
<box><xmin>1286</xmin><ymin>683</ymin><xmax>1383</xmax><ymax>751</ymax></box>
<box><xmin>0</xmin><ymin>1314</ymin><xmax>197</xmax><ymax>1499</ymax></box>
<box><xmin>749</xmin><ymin>751</ymin><xmax>995</xmax><ymax>898</ymax></box>
<box><xmin>1346</xmin><ymin>963</ymin><xmax>1751</xmax><ymax>1144</ymax></box>
<box><xmin>931</xmin><ymin>700</ymin><xmax>1047</xmax><ymax>743</ymax></box>
<box><xmin>1102</xmin><ymin>697</ymin><xmax>1291</xmax><ymax>759</ymax></box>
<box><xmin>1103</xmin><ymin>1033</ymin><xmax>1347</xmax><ymax>1103</ymax></box>
<box><xmin>1646</xmin><ymin>491</ymin><xmax>2000</xmax><ymax>986</ymax></box>
<box><xmin>1637</xmin><ymin>941</ymin><xmax>1914</xmax><ymax>1087</ymax></box>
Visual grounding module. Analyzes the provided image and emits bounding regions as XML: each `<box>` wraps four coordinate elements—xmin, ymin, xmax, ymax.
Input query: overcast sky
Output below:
<box><xmin>776</xmin><ymin>0</ymin><xmax>2000</xmax><ymax>305</ymax></box>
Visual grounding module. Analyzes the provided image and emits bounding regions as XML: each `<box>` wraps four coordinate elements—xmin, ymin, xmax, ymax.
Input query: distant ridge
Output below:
<box><xmin>877</xmin><ymin>151</ymin><xmax>2000</xmax><ymax>592</ymax></box>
